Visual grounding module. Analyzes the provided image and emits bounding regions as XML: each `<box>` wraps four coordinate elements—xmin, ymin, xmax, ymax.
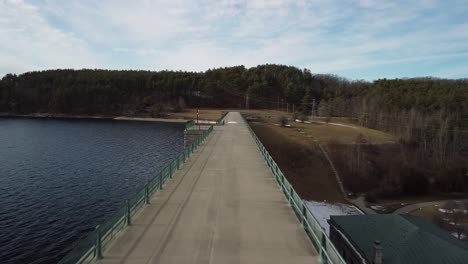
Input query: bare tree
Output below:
<box><xmin>278</xmin><ymin>116</ymin><xmax>288</xmax><ymax>127</ymax></box>
<box><xmin>318</xmin><ymin>102</ymin><xmax>332</xmax><ymax>123</ymax></box>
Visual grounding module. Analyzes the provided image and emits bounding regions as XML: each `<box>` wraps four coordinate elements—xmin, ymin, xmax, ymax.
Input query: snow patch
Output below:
<box><xmin>451</xmin><ymin>233</ymin><xmax>467</xmax><ymax>240</ymax></box>
<box><xmin>438</xmin><ymin>208</ymin><xmax>453</xmax><ymax>214</ymax></box>
<box><xmin>305</xmin><ymin>200</ymin><xmax>363</xmax><ymax>235</ymax></box>
<box><xmin>227</xmin><ymin>121</ymin><xmax>237</xmax><ymax>124</ymax></box>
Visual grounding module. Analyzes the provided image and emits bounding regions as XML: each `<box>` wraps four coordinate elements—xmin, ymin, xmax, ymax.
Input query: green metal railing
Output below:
<box><xmin>216</xmin><ymin>111</ymin><xmax>228</xmax><ymax>125</ymax></box>
<box><xmin>185</xmin><ymin>111</ymin><xmax>226</xmax><ymax>128</ymax></box>
<box><xmin>185</xmin><ymin>120</ymin><xmax>196</xmax><ymax>129</ymax></box>
<box><xmin>59</xmin><ymin>125</ymin><xmax>214</xmax><ymax>264</ymax></box>
<box><xmin>240</xmin><ymin>114</ymin><xmax>346</xmax><ymax>264</ymax></box>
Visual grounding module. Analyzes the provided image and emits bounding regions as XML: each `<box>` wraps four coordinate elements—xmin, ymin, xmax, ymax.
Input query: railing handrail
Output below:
<box><xmin>240</xmin><ymin>113</ymin><xmax>347</xmax><ymax>264</ymax></box>
<box><xmin>216</xmin><ymin>111</ymin><xmax>228</xmax><ymax>125</ymax></box>
<box><xmin>59</xmin><ymin>124</ymin><xmax>214</xmax><ymax>264</ymax></box>
<box><xmin>185</xmin><ymin>120</ymin><xmax>196</xmax><ymax>129</ymax></box>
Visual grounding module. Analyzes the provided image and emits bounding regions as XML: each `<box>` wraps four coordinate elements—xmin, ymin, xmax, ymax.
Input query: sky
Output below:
<box><xmin>1</xmin><ymin>0</ymin><xmax>468</xmax><ymax>80</ymax></box>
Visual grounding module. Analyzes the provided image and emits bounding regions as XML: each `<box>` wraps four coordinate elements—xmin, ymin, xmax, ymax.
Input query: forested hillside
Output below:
<box><xmin>320</xmin><ymin>78</ymin><xmax>468</xmax><ymax>197</ymax></box>
<box><xmin>0</xmin><ymin>65</ymin><xmax>318</xmax><ymax>115</ymax></box>
<box><xmin>1</xmin><ymin>65</ymin><xmax>467</xmax><ymax>119</ymax></box>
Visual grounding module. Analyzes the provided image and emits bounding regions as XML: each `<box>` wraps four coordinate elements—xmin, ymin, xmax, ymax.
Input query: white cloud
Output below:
<box><xmin>0</xmin><ymin>0</ymin><xmax>98</xmax><ymax>76</ymax></box>
<box><xmin>0</xmin><ymin>0</ymin><xmax>467</xmax><ymax>79</ymax></box>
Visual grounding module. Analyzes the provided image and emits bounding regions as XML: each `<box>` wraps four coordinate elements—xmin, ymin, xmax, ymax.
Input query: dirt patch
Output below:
<box><xmin>327</xmin><ymin>143</ymin><xmax>403</xmax><ymax>194</ymax></box>
<box><xmin>250</xmin><ymin>122</ymin><xmax>346</xmax><ymax>203</ymax></box>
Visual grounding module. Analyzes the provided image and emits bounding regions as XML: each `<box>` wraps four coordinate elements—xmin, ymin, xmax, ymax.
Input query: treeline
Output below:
<box><xmin>1</xmin><ymin>65</ymin><xmax>467</xmax><ymax>118</ymax></box>
<box><xmin>320</xmin><ymin>78</ymin><xmax>468</xmax><ymax>154</ymax></box>
<box><xmin>0</xmin><ymin>65</ymin><xmax>321</xmax><ymax>116</ymax></box>
<box><xmin>320</xmin><ymin>78</ymin><xmax>468</xmax><ymax>197</ymax></box>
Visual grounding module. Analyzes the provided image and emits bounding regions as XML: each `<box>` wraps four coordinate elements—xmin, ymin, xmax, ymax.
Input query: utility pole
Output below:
<box><xmin>312</xmin><ymin>98</ymin><xmax>316</xmax><ymax>119</ymax></box>
<box><xmin>197</xmin><ymin>109</ymin><xmax>200</xmax><ymax>130</ymax></box>
<box><xmin>245</xmin><ymin>94</ymin><xmax>249</xmax><ymax>109</ymax></box>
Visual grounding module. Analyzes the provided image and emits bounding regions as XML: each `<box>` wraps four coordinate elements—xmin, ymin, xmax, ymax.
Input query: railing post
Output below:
<box><xmin>169</xmin><ymin>163</ymin><xmax>173</xmax><ymax>178</ymax></box>
<box><xmin>281</xmin><ymin>174</ymin><xmax>286</xmax><ymax>193</ymax></box>
<box><xmin>320</xmin><ymin>229</ymin><xmax>328</xmax><ymax>264</ymax></box>
<box><xmin>289</xmin><ymin>185</ymin><xmax>293</xmax><ymax>205</ymax></box>
<box><xmin>145</xmin><ymin>184</ymin><xmax>150</xmax><ymax>204</ymax></box>
<box><xmin>95</xmin><ymin>225</ymin><xmax>103</xmax><ymax>259</ymax></box>
<box><xmin>160</xmin><ymin>171</ymin><xmax>163</xmax><ymax>190</ymax></box>
<box><xmin>302</xmin><ymin>203</ymin><xmax>307</xmax><ymax>227</ymax></box>
<box><xmin>126</xmin><ymin>199</ymin><xmax>131</xmax><ymax>225</ymax></box>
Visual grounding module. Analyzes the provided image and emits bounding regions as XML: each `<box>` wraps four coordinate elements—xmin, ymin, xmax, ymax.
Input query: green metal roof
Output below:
<box><xmin>329</xmin><ymin>214</ymin><xmax>468</xmax><ymax>264</ymax></box>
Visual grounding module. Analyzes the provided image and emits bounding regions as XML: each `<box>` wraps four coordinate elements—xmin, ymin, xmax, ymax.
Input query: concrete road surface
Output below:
<box><xmin>98</xmin><ymin>112</ymin><xmax>318</xmax><ymax>264</ymax></box>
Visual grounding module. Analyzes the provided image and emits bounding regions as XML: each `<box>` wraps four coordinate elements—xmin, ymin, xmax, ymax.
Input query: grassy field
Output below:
<box><xmin>250</xmin><ymin>122</ymin><xmax>346</xmax><ymax>203</ymax></box>
<box><xmin>243</xmin><ymin>110</ymin><xmax>380</xmax><ymax>203</ymax></box>
<box><xmin>244</xmin><ymin>110</ymin><xmax>394</xmax><ymax>144</ymax></box>
<box><xmin>242</xmin><ymin>110</ymin><xmax>400</xmax><ymax>202</ymax></box>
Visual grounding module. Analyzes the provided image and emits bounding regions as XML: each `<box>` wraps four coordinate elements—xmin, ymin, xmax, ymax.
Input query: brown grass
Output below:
<box><xmin>243</xmin><ymin>109</ymin><xmax>397</xmax><ymax>201</ymax></box>
<box><xmin>250</xmin><ymin>122</ymin><xmax>346</xmax><ymax>203</ymax></box>
<box><xmin>243</xmin><ymin>110</ymin><xmax>395</xmax><ymax>144</ymax></box>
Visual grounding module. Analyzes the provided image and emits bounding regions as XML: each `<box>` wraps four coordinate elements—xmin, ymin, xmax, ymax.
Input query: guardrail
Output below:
<box><xmin>240</xmin><ymin>114</ymin><xmax>346</xmax><ymax>264</ymax></box>
<box><xmin>185</xmin><ymin>111</ymin><xmax>226</xmax><ymax>128</ymax></box>
<box><xmin>216</xmin><ymin>111</ymin><xmax>228</xmax><ymax>125</ymax></box>
<box><xmin>59</xmin><ymin>125</ymin><xmax>214</xmax><ymax>264</ymax></box>
<box><xmin>185</xmin><ymin>120</ymin><xmax>196</xmax><ymax>129</ymax></box>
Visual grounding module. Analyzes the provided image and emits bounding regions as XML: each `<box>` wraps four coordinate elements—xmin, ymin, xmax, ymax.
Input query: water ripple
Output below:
<box><xmin>0</xmin><ymin>118</ymin><xmax>184</xmax><ymax>263</ymax></box>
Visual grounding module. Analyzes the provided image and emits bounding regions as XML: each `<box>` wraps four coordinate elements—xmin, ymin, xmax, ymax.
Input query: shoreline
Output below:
<box><xmin>0</xmin><ymin>113</ymin><xmax>189</xmax><ymax>124</ymax></box>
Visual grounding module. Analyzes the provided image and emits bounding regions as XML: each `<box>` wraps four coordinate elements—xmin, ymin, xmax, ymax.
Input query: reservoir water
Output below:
<box><xmin>0</xmin><ymin>118</ymin><xmax>184</xmax><ymax>263</ymax></box>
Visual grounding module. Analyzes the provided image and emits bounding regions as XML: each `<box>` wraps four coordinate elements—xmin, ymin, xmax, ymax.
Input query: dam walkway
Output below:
<box><xmin>97</xmin><ymin>112</ymin><xmax>318</xmax><ymax>264</ymax></box>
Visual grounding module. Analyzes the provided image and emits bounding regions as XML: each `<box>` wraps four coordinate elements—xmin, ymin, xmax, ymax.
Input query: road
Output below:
<box><xmin>98</xmin><ymin>112</ymin><xmax>318</xmax><ymax>264</ymax></box>
<box><xmin>350</xmin><ymin>196</ymin><xmax>377</xmax><ymax>215</ymax></box>
<box><xmin>393</xmin><ymin>199</ymin><xmax>468</xmax><ymax>214</ymax></box>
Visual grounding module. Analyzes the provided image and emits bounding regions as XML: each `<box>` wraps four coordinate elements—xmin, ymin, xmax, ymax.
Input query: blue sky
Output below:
<box><xmin>1</xmin><ymin>0</ymin><xmax>468</xmax><ymax>80</ymax></box>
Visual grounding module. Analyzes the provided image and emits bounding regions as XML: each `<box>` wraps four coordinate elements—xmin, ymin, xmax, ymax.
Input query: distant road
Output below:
<box><xmin>351</xmin><ymin>196</ymin><xmax>377</xmax><ymax>215</ymax></box>
<box><xmin>393</xmin><ymin>199</ymin><xmax>468</xmax><ymax>214</ymax></box>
